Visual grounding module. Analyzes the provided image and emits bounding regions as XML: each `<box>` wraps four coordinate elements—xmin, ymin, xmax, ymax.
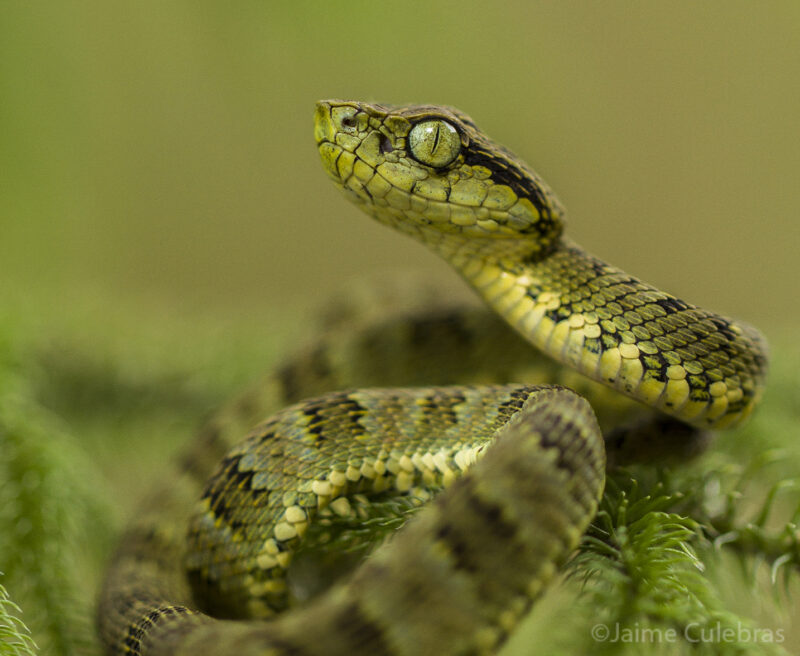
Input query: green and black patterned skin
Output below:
<box><xmin>97</xmin><ymin>101</ymin><xmax>768</xmax><ymax>655</ymax></box>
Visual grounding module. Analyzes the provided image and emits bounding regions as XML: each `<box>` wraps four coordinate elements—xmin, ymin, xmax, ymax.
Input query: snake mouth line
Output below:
<box><xmin>316</xmin><ymin>140</ymin><xmax>552</xmax><ymax>242</ymax></box>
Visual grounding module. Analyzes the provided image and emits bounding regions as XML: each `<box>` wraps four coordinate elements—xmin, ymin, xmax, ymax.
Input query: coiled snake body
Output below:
<box><xmin>98</xmin><ymin>101</ymin><xmax>768</xmax><ymax>655</ymax></box>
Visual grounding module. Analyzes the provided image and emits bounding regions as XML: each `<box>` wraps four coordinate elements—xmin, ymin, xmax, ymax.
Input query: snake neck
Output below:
<box><xmin>444</xmin><ymin>237</ymin><xmax>767</xmax><ymax>430</ymax></box>
<box><xmin>312</xmin><ymin>99</ymin><xmax>767</xmax><ymax>430</ymax></box>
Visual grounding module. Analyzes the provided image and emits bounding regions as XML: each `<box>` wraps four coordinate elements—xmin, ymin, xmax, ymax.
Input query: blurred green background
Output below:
<box><xmin>2</xmin><ymin>1</ymin><xmax>798</xmax><ymax>325</ymax></box>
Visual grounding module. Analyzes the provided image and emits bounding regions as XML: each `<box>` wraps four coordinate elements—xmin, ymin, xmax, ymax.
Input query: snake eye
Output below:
<box><xmin>408</xmin><ymin>119</ymin><xmax>461</xmax><ymax>168</ymax></box>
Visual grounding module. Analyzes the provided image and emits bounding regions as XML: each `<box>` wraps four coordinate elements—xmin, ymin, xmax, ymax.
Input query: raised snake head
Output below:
<box><xmin>314</xmin><ymin>100</ymin><xmax>566</xmax><ymax>260</ymax></box>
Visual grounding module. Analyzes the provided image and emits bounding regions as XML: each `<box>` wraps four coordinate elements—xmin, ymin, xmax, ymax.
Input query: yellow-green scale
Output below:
<box><xmin>184</xmin><ymin>385</ymin><xmax>539</xmax><ymax>618</ymax></box>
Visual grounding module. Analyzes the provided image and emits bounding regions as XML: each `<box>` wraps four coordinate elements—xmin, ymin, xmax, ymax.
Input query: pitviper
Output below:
<box><xmin>97</xmin><ymin>100</ymin><xmax>768</xmax><ymax>656</ymax></box>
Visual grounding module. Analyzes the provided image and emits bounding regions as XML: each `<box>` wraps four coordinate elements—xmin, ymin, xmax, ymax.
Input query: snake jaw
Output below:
<box><xmin>314</xmin><ymin>99</ymin><xmax>565</xmax><ymax>259</ymax></box>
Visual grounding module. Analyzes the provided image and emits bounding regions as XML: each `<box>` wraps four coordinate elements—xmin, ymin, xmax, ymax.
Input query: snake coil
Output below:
<box><xmin>98</xmin><ymin>101</ymin><xmax>768</xmax><ymax>656</ymax></box>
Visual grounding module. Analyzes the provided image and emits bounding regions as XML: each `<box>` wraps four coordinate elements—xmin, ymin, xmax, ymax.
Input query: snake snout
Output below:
<box><xmin>314</xmin><ymin>100</ymin><xmax>372</xmax><ymax>185</ymax></box>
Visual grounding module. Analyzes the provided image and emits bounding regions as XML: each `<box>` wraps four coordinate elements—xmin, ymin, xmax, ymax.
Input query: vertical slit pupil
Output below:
<box><xmin>431</xmin><ymin>123</ymin><xmax>440</xmax><ymax>154</ymax></box>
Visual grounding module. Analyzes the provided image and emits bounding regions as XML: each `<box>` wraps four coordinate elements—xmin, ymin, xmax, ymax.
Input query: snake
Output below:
<box><xmin>97</xmin><ymin>100</ymin><xmax>769</xmax><ymax>656</ymax></box>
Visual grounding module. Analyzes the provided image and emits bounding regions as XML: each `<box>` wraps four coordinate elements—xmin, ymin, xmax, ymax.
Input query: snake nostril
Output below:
<box><xmin>379</xmin><ymin>134</ymin><xmax>394</xmax><ymax>154</ymax></box>
<box><xmin>341</xmin><ymin>116</ymin><xmax>356</xmax><ymax>129</ymax></box>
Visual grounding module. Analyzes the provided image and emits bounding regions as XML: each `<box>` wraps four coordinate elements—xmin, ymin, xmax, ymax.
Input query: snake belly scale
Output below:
<box><xmin>98</xmin><ymin>100</ymin><xmax>768</xmax><ymax>656</ymax></box>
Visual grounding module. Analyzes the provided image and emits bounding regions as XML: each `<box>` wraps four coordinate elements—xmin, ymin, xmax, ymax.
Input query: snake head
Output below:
<box><xmin>314</xmin><ymin>100</ymin><xmax>566</xmax><ymax>259</ymax></box>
